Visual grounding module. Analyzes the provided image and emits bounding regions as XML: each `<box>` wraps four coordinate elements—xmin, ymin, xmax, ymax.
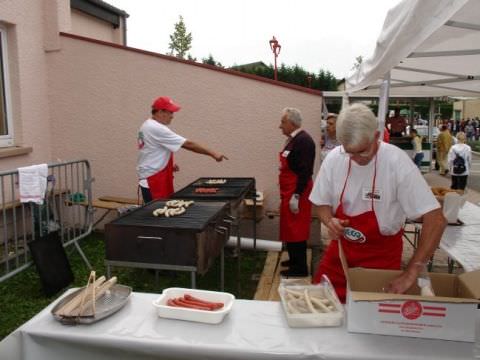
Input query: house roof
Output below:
<box><xmin>229</xmin><ymin>61</ymin><xmax>269</xmax><ymax>71</ymax></box>
<box><xmin>71</xmin><ymin>0</ymin><xmax>129</xmax><ymax>28</ymax></box>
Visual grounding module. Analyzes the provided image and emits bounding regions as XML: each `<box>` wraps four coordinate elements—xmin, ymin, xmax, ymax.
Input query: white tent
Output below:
<box><xmin>346</xmin><ymin>0</ymin><xmax>480</xmax><ymax>98</ymax></box>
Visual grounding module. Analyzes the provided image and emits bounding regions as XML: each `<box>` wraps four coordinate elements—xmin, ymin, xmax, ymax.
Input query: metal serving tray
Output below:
<box><xmin>51</xmin><ymin>284</ymin><xmax>132</xmax><ymax>325</ymax></box>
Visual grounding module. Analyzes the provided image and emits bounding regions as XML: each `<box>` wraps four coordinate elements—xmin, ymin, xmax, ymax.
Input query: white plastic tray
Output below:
<box><xmin>152</xmin><ymin>287</ymin><xmax>235</xmax><ymax>324</ymax></box>
<box><xmin>278</xmin><ymin>281</ymin><xmax>344</xmax><ymax>328</ymax></box>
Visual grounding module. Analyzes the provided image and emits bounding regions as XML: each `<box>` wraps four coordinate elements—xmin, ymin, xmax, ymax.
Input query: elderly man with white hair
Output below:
<box><xmin>278</xmin><ymin>107</ymin><xmax>316</xmax><ymax>277</ymax></box>
<box><xmin>309</xmin><ymin>103</ymin><xmax>446</xmax><ymax>302</ymax></box>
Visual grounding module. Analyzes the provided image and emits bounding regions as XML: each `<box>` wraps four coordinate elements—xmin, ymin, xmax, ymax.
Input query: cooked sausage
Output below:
<box><xmin>184</xmin><ymin>294</ymin><xmax>224</xmax><ymax>309</ymax></box>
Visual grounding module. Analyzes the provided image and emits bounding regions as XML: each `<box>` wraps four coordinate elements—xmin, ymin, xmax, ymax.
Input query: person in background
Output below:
<box><xmin>309</xmin><ymin>103</ymin><xmax>446</xmax><ymax>302</ymax></box>
<box><xmin>137</xmin><ymin>96</ymin><xmax>228</xmax><ymax>203</ymax></box>
<box><xmin>312</xmin><ymin>113</ymin><xmax>341</xmax><ymax>276</ymax></box>
<box><xmin>465</xmin><ymin>121</ymin><xmax>475</xmax><ymax>142</ymax></box>
<box><xmin>278</xmin><ymin>107</ymin><xmax>316</xmax><ymax>277</ymax></box>
<box><xmin>448</xmin><ymin>132</ymin><xmax>472</xmax><ymax>191</ymax></box>
<box><xmin>436</xmin><ymin>125</ymin><xmax>453</xmax><ymax>175</ymax></box>
<box><xmin>410</xmin><ymin>129</ymin><xmax>424</xmax><ymax>169</ymax></box>
<box><xmin>386</xmin><ymin>107</ymin><xmax>407</xmax><ymax>137</ymax></box>
<box><xmin>320</xmin><ymin>113</ymin><xmax>340</xmax><ymax>162</ymax></box>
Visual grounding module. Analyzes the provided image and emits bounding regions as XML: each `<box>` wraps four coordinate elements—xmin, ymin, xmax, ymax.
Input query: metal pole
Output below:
<box><xmin>377</xmin><ymin>72</ymin><xmax>391</xmax><ymax>137</ymax></box>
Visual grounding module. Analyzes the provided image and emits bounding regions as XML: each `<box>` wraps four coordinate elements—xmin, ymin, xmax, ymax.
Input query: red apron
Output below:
<box><xmin>312</xmin><ymin>156</ymin><xmax>403</xmax><ymax>303</ymax></box>
<box><xmin>279</xmin><ymin>149</ymin><xmax>313</xmax><ymax>243</ymax></box>
<box><xmin>146</xmin><ymin>154</ymin><xmax>174</xmax><ymax>200</ymax></box>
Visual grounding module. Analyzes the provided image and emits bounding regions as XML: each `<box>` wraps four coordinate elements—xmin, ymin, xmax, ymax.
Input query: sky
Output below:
<box><xmin>106</xmin><ymin>0</ymin><xmax>402</xmax><ymax>78</ymax></box>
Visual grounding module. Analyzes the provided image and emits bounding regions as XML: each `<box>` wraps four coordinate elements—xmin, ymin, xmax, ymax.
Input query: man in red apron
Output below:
<box><xmin>309</xmin><ymin>103</ymin><xmax>446</xmax><ymax>302</ymax></box>
<box><xmin>137</xmin><ymin>96</ymin><xmax>228</xmax><ymax>203</ymax></box>
<box><xmin>278</xmin><ymin>107</ymin><xmax>316</xmax><ymax>277</ymax></box>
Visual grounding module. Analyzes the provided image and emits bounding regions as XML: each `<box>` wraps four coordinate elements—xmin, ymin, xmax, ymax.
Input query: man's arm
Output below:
<box><xmin>317</xmin><ymin>205</ymin><xmax>349</xmax><ymax>239</ymax></box>
<box><xmin>182</xmin><ymin>140</ymin><xmax>228</xmax><ymax>161</ymax></box>
<box><xmin>385</xmin><ymin>208</ymin><xmax>446</xmax><ymax>294</ymax></box>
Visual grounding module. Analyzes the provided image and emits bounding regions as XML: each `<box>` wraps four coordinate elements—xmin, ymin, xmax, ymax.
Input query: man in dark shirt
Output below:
<box><xmin>387</xmin><ymin>107</ymin><xmax>407</xmax><ymax>137</ymax></box>
<box><xmin>278</xmin><ymin>107</ymin><xmax>316</xmax><ymax>277</ymax></box>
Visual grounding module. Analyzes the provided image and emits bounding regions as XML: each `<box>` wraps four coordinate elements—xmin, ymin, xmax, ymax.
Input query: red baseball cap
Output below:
<box><xmin>151</xmin><ymin>96</ymin><xmax>181</xmax><ymax>112</ymax></box>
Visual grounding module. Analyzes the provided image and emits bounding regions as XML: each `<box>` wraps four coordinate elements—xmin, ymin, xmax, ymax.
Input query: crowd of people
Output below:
<box><xmin>445</xmin><ymin>117</ymin><xmax>480</xmax><ymax>141</ymax></box>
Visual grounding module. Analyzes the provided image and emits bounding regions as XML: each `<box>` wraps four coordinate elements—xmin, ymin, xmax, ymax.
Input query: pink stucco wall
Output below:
<box><xmin>47</xmin><ymin>35</ymin><xmax>323</xmax><ymax>213</ymax></box>
<box><xmin>0</xmin><ymin>0</ymin><xmax>61</xmax><ymax>169</ymax></box>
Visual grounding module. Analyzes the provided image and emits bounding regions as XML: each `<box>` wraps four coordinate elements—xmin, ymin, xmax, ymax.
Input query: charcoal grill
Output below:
<box><xmin>172</xmin><ymin>177</ymin><xmax>256</xmax><ymax>205</ymax></box>
<box><xmin>104</xmin><ymin>200</ymin><xmax>230</xmax><ymax>289</ymax></box>
<box><xmin>172</xmin><ymin>177</ymin><xmax>257</xmax><ymax>247</ymax></box>
<box><xmin>172</xmin><ymin>177</ymin><xmax>257</xmax><ymax>294</ymax></box>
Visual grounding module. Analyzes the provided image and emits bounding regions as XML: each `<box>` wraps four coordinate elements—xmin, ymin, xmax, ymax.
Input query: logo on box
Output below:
<box><xmin>378</xmin><ymin>301</ymin><xmax>446</xmax><ymax>320</ymax></box>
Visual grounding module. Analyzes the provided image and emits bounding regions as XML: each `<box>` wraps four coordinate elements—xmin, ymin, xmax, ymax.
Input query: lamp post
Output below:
<box><xmin>269</xmin><ymin>36</ymin><xmax>281</xmax><ymax>81</ymax></box>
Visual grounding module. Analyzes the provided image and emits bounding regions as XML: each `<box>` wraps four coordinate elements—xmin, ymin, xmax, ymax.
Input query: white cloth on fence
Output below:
<box><xmin>18</xmin><ymin>164</ymin><xmax>48</xmax><ymax>204</ymax></box>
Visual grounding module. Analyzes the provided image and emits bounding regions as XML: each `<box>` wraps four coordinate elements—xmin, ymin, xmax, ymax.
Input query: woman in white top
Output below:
<box><xmin>448</xmin><ymin>131</ymin><xmax>472</xmax><ymax>190</ymax></box>
<box><xmin>410</xmin><ymin>128</ymin><xmax>423</xmax><ymax>169</ymax></box>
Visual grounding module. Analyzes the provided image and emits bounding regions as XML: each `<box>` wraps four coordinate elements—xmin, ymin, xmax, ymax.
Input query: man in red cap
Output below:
<box><xmin>137</xmin><ymin>96</ymin><xmax>228</xmax><ymax>202</ymax></box>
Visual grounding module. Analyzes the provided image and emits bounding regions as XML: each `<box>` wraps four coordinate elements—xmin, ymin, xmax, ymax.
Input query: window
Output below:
<box><xmin>0</xmin><ymin>26</ymin><xmax>14</xmax><ymax>147</ymax></box>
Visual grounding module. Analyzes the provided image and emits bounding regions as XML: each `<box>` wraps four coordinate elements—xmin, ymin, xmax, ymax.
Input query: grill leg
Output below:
<box><xmin>191</xmin><ymin>271</ymin><xmax>196</xmax><ymax>289</ymax></box>
<box><xmin>106</xmin><ymin>264</ymin><xmax>111</xmax><ymax>278</ymax></box>
<box><xmin>220</xmin><ymin>247</ymin><xmax>225</xmax><ymax>291</ymax></box>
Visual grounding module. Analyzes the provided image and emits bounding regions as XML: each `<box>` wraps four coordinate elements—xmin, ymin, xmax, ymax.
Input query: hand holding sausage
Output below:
<box><xmin>383</xmin><ymin>269</ymin><xmax>418</xmax><ymax>294</ymax></box>
<box><xmin>325</xmin><ymin>218</ymin><xmax>349</xmax><ymax>239</ymax></box>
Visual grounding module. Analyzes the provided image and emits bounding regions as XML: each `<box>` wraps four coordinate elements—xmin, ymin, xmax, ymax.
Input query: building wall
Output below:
<box><xmin>70</xmin><ymin>9</ymin><xmax>124</xmax><ymax>45</ymax></box>
<box><xmin>48</xmin><ymin>35</ymin><xmax>323</xmax><ymax>212</ymax></box>
<box><xmin>0</xmin><ymin>0</ymin><xmax>67</xmax><ymax>170</ymax></box>
<box><xmin>455</xmin><ymin>99</ymin><xmax>480</xmax><ymax>120</ymax></box>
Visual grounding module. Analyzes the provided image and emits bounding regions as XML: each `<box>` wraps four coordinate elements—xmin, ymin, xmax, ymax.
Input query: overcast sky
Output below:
<box><xmin>106</xmin><ymin>0</ymin><xmax>401</xmax><ymax>78</ymax></box>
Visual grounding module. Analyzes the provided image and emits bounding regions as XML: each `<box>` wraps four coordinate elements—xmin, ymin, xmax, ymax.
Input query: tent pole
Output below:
<box><xmin>377</xmin><ymin>72</ymin><xmax>391</xmax><ymax>136</ymax></box>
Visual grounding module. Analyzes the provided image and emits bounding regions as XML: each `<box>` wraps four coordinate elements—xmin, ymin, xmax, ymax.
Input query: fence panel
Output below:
<box><xmin>0</xmin><ymin>159</ymin><xmax>94</xmax><ymax>282</ymax></box>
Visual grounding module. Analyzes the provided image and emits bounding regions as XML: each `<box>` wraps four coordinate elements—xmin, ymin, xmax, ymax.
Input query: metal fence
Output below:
<box><xmin>0</xmin><ymin>159</ymin><xmax>94</xmax><ymax>282</ymax></box>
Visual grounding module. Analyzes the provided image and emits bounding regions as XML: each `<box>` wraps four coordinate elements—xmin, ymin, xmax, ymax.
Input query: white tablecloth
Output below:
<box><xmin>440</xmin><ymin>201</ymin><xmax>480</xmax><ymax>272</ymax></box>
<box><xmin>0</xmin><ymin>291</ymin><xmax>478</xmax><ymax>360</ymax></box>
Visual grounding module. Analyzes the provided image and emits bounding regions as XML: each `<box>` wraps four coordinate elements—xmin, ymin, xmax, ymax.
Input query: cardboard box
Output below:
<box><xmin>242</xmin><ymin>191</ymin><xmax>265</xmax><ymax>221</ymax></box>
<box><xmin>345</xmin><ymin>268</ymin><xmax>480</xmax><ymax>342</ymax></box>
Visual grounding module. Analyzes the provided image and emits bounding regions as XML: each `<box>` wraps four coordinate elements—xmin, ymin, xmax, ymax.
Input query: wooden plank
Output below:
<box><xmin>98</xmin><ymin>196</ymin><xmax>139</xmax><ymax>205</ymax></box>
<box><xmin>253</xmin><ymin>251</ymin><xmax>279</xmax><ymax>300</ymax></box>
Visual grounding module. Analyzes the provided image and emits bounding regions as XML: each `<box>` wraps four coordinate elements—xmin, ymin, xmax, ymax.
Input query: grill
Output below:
<box><xmin>172</xmin><ymin>177</ymin><xmax>257</xmax><ymax>294</ymax></box>
<box><xmin>104</xmin><ymin>200</ymin><xmax>230</xmax><ymax>288</ymax></box>
<box><xmin>172</xmin><ymin>177</ymin><xmax>256</xmax><ymax>205</ymax></box>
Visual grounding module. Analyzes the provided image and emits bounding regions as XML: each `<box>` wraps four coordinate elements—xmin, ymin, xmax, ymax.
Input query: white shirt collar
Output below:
<box><xmin>290</xmin><ymin>128</ymin><xmax>302</xmax><ymax>138</ymax></box>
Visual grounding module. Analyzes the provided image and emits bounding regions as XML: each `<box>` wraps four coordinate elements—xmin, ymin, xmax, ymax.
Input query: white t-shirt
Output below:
<box><xmin>309</xmin><ymin>142</ymin><xmax>440</xmax><ymax>235</ymax></box>
<box><xmin>136</xmin><ymin>119</ymin><xmax>186</xmax><ymax>186</ymax></box>
<box><xmin>448</xmin><ymin>143</ymin><xmax>472</xmax><ymax>176</ymax></box>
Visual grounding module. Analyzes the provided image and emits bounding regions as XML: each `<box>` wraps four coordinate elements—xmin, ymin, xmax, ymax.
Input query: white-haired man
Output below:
<box><xmin>309</xmin><ymin>103</ymin><xmax>446</xmax><ymax>302</ymax></box>
<box><xmin>278</xmin><ymin>107</ymin><xmax>316</xmax><ymax>277</ymax></box>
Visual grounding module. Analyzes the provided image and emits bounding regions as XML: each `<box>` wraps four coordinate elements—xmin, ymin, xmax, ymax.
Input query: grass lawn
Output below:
<box><xmin>0</xmin><ymin>232</ymin><xmax>266</xmax><ymax>340</ymax></box>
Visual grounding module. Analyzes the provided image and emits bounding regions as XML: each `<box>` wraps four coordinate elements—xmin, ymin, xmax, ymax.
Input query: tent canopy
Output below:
<box><xmin>346</xmin><ymin>0</ymin><xmax>480</xmax><ymax>97</ymax></box>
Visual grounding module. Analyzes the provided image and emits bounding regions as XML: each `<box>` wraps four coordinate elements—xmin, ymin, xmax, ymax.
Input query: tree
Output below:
<box><xmin>351</xmin><ymin>55</ymin><xmax>363</xmax><ymax>71</ymax></box>
<box><xmin>202</xmin><ymin>54</ymin><xmax>223</xmax><ymax>67</ymax></box>
<box><xmin>168</xmin><ymin>16</ymin><xmax>192</xmax><ymax>59</ymax></box>
<box><xmin>234</xmin><ymin>63</ymin><xmax>337</xmax><ymax>91</ymax></box>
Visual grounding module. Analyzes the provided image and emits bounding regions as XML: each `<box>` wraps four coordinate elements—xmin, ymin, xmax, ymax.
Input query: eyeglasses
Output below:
<box><xmin>342</xmin><ymin>140</ymin><xmax>377</xmax><ymax>158</ymax></box>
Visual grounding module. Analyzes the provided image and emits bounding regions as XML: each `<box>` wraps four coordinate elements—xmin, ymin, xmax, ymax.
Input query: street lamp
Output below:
<box><xmin>269</xmin><ymin>36</ymin><xmax>281</xmax><ymax>81</ymax></box>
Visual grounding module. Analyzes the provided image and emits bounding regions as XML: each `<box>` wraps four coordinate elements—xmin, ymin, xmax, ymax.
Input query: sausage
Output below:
<box><xmin>184</xmin><ymin>294</ymin><xmax>224</xmax><ymax>309</ymax></box>
<box><xmin>172</xmin><ymin>298</ymin><xmax>212</xmax><ymax>311</ymax></box>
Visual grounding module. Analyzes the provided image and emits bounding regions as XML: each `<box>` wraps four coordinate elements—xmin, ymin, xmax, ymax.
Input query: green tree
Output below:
<box><xmin>168</xmin><ymin>16</ymin><xmax>192</xmax><ymax>59</ymax></box>
<box><xmin>202</xmin><ymin>54</ymin><xmax>223</xmax><ymax>67</ymax></box>
<box><xmin>234</xmin><ymin>63</ymin><xmax>337</xmax><ymax>91</ymax></box>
